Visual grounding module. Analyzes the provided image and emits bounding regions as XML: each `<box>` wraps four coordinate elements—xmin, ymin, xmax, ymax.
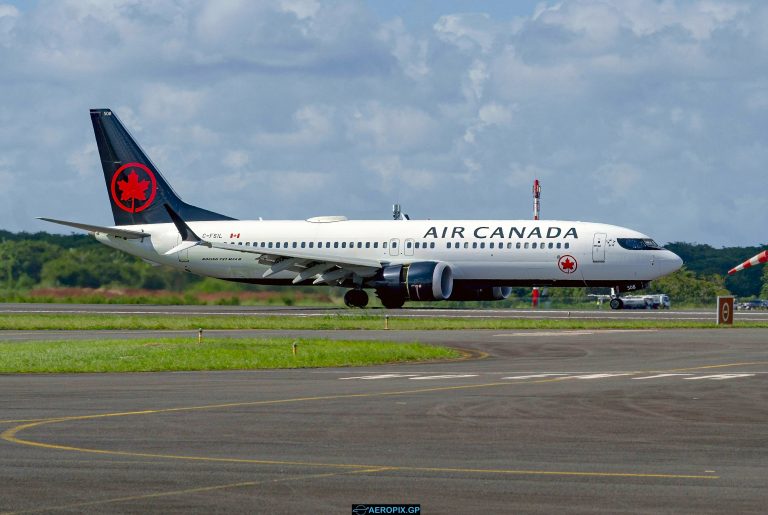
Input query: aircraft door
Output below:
<box><xmin>404</xmin><ymin>238</ymin><xmax>415</xmax><ymax>256</ymax></box>
<box><xmin>389</xmin><ymin>238</ymin><xmax>400</xmax><ymax>256</ymax></box>
<box><xmin>592</xmin><ymin>232</ymin><xmax>606</xmax><ymax>263</ymax></box>
<box><xmin>176</xmin><ymin>235</ymin><xmax>189</xmax><ymax>262</ymax></box>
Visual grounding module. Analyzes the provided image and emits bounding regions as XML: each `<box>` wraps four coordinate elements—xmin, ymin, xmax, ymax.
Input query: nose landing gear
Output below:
<box><xmin>344</xmin><ymin>289</ymin><xmax>369</xmax><ymax>308</ymax></box>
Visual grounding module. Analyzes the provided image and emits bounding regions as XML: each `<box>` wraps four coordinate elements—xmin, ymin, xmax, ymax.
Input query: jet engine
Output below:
<box><xmin>450</xmin><ymin>286</ymin><xmax>513</xmax><ymax>301</ymax></box>
<box><xmin>371</xmin><ymin>262</ymin><xmax>453</xmax><ymax>306</ymax></box>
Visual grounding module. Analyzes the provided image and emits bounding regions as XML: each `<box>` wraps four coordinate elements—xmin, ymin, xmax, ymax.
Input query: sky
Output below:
<box><xmin>0</xmin><ymin>0</ymin><xmax>766</xmax><ymax>247</ymax></box>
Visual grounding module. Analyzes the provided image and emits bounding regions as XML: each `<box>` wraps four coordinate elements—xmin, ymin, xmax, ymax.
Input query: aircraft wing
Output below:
<box><xmin>728</xmin><ymin>250</ymin><xmax>768</xmax><ymax>275</ymax></box>
<box><xmin>38</xmin><ymin>217</ymin><xmax>148</xmax><ymax>239</ymax></box>
<box><xmin>162</xmin><ymin>204</ymin><xmax>381</xmax><ymax>285</ymax></box>
<box><xmin>206</xmin><ymin>241</ymin><xmax>382</xmax><ymax>284</ymax></box>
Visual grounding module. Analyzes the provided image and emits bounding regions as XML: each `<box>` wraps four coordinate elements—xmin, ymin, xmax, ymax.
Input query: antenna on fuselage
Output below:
<box><xmin>393</xmin><ymin>204</ymin><xmax>409</xmax><ymax>220</ymax></box>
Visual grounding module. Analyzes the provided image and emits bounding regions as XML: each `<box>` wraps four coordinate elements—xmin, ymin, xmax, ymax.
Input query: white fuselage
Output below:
<box><xmin>95</xmin><ymin>218</ymin><xmax>682</xmax><ymax>289</ymax></box>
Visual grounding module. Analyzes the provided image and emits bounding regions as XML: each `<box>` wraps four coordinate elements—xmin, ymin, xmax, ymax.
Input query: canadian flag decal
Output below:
<box><xmin>230</xmin><ymin>233</ymin><xmax>240</xmax><ymax>238</ymax></box>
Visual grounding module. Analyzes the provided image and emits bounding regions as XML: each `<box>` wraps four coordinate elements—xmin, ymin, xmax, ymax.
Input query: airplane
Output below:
<box><xmin>40</xmin><ymin>108</ymin><xmax>684</xmax><ymax>309</ymax></box>
<box><xmin>728</xmin><ymin>250</ymin><xmax>768</xmax><ymax>276</ymax></box>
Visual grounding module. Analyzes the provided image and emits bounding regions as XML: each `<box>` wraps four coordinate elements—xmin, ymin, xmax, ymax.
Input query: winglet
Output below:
<box><xmin>163</xmin><ymin>203</ymin><xmax>210</xmax><ymax>255</ymax></box>
<box><xmin>164</xmin><ymin>203</ymin><xmax>203</xmax><ymax>242</ymax></box>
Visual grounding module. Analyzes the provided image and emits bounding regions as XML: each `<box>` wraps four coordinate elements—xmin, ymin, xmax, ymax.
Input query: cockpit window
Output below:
<box><xmin>617</xmin><ymin>238</ymin><xmax>662</xmax><ymax>250</ymax></box>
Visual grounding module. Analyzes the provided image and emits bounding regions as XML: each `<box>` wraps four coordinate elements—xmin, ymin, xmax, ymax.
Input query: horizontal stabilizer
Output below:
<box><xmin>37</xmin><ymin>217</ymin><xmax>147</xmax><ymax>239</ymax></box>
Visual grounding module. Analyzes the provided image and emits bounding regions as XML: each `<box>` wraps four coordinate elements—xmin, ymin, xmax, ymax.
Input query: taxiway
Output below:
<box><xmin>1</xmin><ymin>327</ymin><xmax>767</xmax><ymax>513</ymax></box>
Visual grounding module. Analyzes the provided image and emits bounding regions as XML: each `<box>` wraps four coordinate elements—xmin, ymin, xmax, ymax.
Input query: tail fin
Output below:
<box><xmin>90</xmin><ymin>108</ymin><xmax>235</xmax><ymax>225</ymax></box>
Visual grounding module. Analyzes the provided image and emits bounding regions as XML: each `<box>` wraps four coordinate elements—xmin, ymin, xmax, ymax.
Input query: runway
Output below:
<box><xmin>1</xmin><ymin>328</ymin><xmax>767</xmax><ymax>513</ymax></box>
<box><xmin>3</xmin><ymin>302</ymin><xmax>768</xmax><ymax>322</ymax></box>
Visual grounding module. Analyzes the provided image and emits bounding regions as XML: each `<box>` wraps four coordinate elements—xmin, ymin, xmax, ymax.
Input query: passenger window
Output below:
<box><xmin>309</xmin><ymin>242</ymin><xmax>314</xmax><ymax>248</ymax></box>
<box><xmin>365</xmin><ymin>242</ymin><xmax>370</xmax><ymax>248</ymax></box>
<box><xmin>524</xmin><ymin>242</ymin><xmax>529</xmax><ymax>249</ymax></box>
<box><xmin>472</xmin><ymin>242</ymin><xmax>478</xmax><ymax>249</ymax></box>
<box><xmin>393</xmin><ymin>242</ymin><xmax>398</xmax><ymax>249</ymax></box>
<box><xmin>284</xmin><ymin>242</ymin><xmax>288</xmax><ymax>248</ymax></box>
<box><xmin>293</xmin><ymin>242</ymin><xmax>297</xmax><ymax>248</ymax></box>
<box><xmin>532</xmin><ymin>242</ymin><xmax>537</xmax><ymax>249</ymax></box>
<box><xmin>516</xmin><ymin>242</ymin><xmax>521</xmax><ymax>249</ymax></box>
<box><xmin>447</xmin><ymin>242</ymin><xmax>452</xmax><ymax>249</ymax></box>
<box><xmin>374</xmin><ymin>242</ymin><xmax>379</xmax><ymax>249</ymax></box>
<box><xmin>464</xmin><ymin>242</ymin><xmax>468</xmax><ymax>249</ymax></box>
<box><xmin>430</xmin><ymin>242</ymin><xmax>435</xmax><ymax>248</ymax></box>
<box><xmin>489</xmin><ymin>242</ymin><xmax>494</xmax><ymax>249</ymax></box>
<box><xmin>301</xmin><ymin>242</ymin><xmax>306</xmax><ymax>248</ymax></box>
<box><xmin>565</xmin><ymin>242</ymin><xmax>570</xmax><ymax>249</ymax></box>
<box><xmin>548</xmin><ymin>242</ymin><xmax>553</xmax><ymax>249</ymax></box>
<box><xmin>268</xmin><ymin>242</ymin><xmax>273</xmax><ymax>248</ymax></box>
<box><xmin>383</xmin><ymin>242</ymin><xmax>387</xmax><ymax>249</ymax></box>
<box><xmin>480</xmin><ymin>242</ymin><xmax>485</xmax><ymax>249</ymax></box>
<box><xmin>407</xmin><ymin>241</ymin><xmax>412</xmax><ymax>249</ymax></box>
<box><xmin>335</xmin><ymin>242</ymin><xmax>340</xmax><ymax>248</ymax></box>
<box><xmin>556</xmin><ymin>242</ymin><xmax>561</xmax><ymax>249</ymax></box>
<box><xmin>357</xmin><ymin>242</ymin><xmax>362</xmax><ymax>248</ymax></box>
<box><xmin>507</xmin><ymin>242</ymin><xmax>512</xmax><ymax>249</ymax></box>
<box><xmin>342</xmin><ymin>242</ymin><xmax>346</xmax><ymax>248</ymax></box>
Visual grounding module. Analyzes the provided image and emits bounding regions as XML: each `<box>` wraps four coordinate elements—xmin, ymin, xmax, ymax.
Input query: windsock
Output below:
<box><xmin>728</xmin><ymin>250</ymin><xmax>768</xmax><ymax>275</ymax></box>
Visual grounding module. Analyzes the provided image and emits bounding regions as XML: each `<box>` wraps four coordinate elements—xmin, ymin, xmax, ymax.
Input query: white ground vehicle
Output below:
<box><xmin>609</xmin><ymin>293</ymin><xmax>671</xmax><ymax>310</ymax></box>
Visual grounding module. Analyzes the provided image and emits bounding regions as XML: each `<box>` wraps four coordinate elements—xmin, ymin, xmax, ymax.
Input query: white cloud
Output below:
<box><xmin>347</xmin><ymin>103</ymin><xmax>438</xmax><ymax>151</ymax></box>
<box><xmin>434</xmin><ymin>13</ymin><xmax>497</xmax><ymax>52</ymax></box>
<box><xmin>253</xmin><ymin>105</ymin><xmax>334</xmax><ymax>147</ymax></box>
<box><xmin>0</xmin><ymin>0</ymin><xmax>765</xmax><ymax>246</ymax></box>
<box><xmin>378</xmin><ymin>18</ymin><xmax>430</xmax><ymax>79</ymax></box>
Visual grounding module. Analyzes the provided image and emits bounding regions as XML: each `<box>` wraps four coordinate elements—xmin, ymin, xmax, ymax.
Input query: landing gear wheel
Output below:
<box><xmin>343</xmin><ymin>289</ymin><xmax>369</xmax><ymax>308</ymax></box>
<box><xmin>378</xmin><ymin>295</ymin><xmax>405</xmax><ymax>309</ymax></box>
<box><xmin>609</xmin><ymin>298</ymin><xmax>623</xmax><ymax>310</ymax></box>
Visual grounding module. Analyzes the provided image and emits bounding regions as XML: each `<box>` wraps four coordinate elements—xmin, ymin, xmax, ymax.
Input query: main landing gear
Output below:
<box><xmin>609</xmin><ymin>297</ymin><xmax>624</xmax><ymax>310</ymax></box>
<box><xmin>344</xmin><ymin>289</ymin><xmax>369</xmax><ymax>308</ymax></box>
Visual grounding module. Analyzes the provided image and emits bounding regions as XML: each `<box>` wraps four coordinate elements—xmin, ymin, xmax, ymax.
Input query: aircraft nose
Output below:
<box><xmin>664</xmin><ymin>250</ymin><xmax>683</xmax><ymax>273</ymax></box>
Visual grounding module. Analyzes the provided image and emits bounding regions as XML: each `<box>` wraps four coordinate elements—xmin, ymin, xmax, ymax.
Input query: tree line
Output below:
<box><xmin>1</xmin><ymin>230</ymin><xmax>766</xmax><ymax>302</ymax></box>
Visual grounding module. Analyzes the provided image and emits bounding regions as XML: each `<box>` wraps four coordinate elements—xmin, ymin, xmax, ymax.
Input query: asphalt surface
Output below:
<box><xmin>2</xmin><ymin>326</ymin><xmax>768</xmax><ymax>513</ymax></box>
<box><xmin>3</xmin><ymin>302</ymin><xmax>768</xmax><ymax>322</ymax></box>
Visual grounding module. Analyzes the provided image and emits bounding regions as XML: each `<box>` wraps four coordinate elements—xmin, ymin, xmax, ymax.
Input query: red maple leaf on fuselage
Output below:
<box><xmin>561</xmin><ymin>258</ymin><xmax>575</xmax><ymax>270</ymax></box>
<box><xmin>117</xmin><ymin>170</ymin><xmax>150</xmax><ymax>203</ymax></box>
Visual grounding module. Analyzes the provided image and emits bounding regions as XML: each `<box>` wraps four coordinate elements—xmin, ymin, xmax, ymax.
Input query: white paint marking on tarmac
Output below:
<box><xmin>338</xmin><ymin>374</ymin><xmax>420</xmax><ymax>380</ymax></box>
<box><xmin>683</xmin><ymin>374</ymin><xmax>755</xmax><ymax>381</ymax></box>
<box><xmin>502</xmin><ymin>374</ymin><xmax>570</xmax><ymax>380</ymax></box>
<box><xmin>633</xmin><ymin>374</ymin><xmax>694</xmax><ymax>380</ymax></box>
<box><xmin>409</xmin><ymin>374</ymin><xmax>479</xmax><ymax>380</ymax></box>
<box><xmin>493</xmin><ymin>330</ymin><xmax>657</xmax><ymax>337</ymax></box>
<box><xmin>562</xmin><ymin>373</ymin><xmax>633</xmax><ymax>380</ymax></box>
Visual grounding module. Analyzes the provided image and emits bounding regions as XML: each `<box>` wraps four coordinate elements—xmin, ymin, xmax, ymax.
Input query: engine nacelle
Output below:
<box><xmin>371</xmin><ymin>262</ymin><xmax>453</xmax><ymax>301</ymax></box>
<box><xmin>450</xmin><ymin>286</ymin><xmax>513</xmax><ymax>301</ymax></box>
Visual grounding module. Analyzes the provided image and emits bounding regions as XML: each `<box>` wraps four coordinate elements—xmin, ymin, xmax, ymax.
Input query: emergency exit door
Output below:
<box><xmin>592</xmin><ymin>232</ymin><xmax>606</xmax><ymax>263</ymax></box>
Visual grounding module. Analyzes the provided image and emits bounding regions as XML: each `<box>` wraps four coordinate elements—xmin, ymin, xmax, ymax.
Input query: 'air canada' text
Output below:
<box><xmin>423</xmin><ymin>226</ymin><xmax>579</xmax><ymax>240</ymax></box>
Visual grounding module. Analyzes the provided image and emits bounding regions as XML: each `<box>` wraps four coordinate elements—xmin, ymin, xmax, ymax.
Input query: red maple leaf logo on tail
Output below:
<box><xmin>117</xmin><ymin>170</ymin><xmax>150</xmax><ymax>212</ymax></box>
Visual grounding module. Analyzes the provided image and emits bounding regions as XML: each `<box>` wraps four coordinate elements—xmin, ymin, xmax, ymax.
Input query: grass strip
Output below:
<box><xmin>0</xmin><ymin>337</ymin><xmax>459</xmax><ymax>373</ymax></box>
<box><xmin>1</xmin><ymin>313</ymin><xmax>767</xmax><ymax>331</ymax></box>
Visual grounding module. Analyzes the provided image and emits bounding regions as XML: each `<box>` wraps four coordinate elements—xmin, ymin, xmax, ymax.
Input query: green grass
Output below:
<box><xmin>1</xmin><ymin>313</ymin><xmax>767</xmax><ymax>331</ymax></box>
<box><xmin>0</xmin><ymin>338</ymin><xmax>460</xmax><ymax>373</ymax></box>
